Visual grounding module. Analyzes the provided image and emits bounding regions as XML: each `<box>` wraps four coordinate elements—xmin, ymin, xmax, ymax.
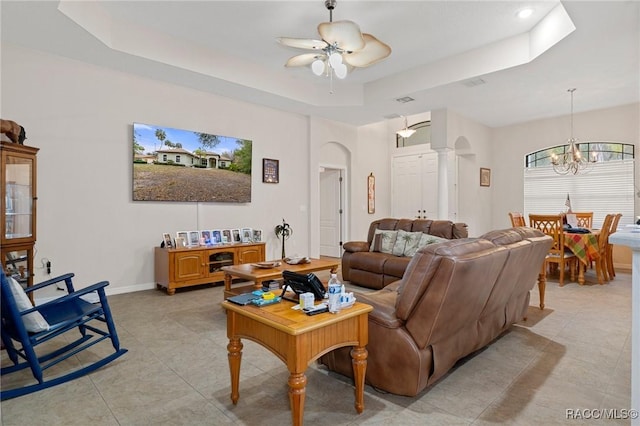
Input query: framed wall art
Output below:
<box><xmin>480</xmin><ymin>168</ymin><xmax>491</xmax><ymax>187</ymax></box>
<box><xmin>263</xmin><ymin>158</ymin><xmax>279</xmax><ymax>183</ymax></box>
<box><xmin>367</xmin><ymin>173</ymin><xmax>375</xmax><ymax>214</ymax></box>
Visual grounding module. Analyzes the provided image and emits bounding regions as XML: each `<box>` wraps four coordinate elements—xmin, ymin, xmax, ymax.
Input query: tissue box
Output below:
<box><xmin>299</xmin><ymin>292</ymin><xmax>315</xmax><ymax>310</ymax></box>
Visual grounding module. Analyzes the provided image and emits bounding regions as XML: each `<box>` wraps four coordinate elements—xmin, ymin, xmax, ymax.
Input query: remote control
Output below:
<box><xmin>303</xmin><ymin>304</ymin><xmax>329</xmax><ymax>316</ymax></box>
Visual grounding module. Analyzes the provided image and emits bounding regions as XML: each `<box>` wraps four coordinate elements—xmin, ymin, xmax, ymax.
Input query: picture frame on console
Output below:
<box><xmin>162</xmin><ymin>233</ymin><xmax>173</xmax><ymax>248</ymax></box>
<box><xmin>252</xmin><ymin>229</ymin><xmax>263</xmax><ymax>242</ymax></box>
<box><xmin>241</xmin><ymin>228</ymin><xmax>253</xmax><ymax>243</ymax></box>
<box><xmin>176</xmin><ymin>231</ymin><xmax>189</xmax><ymax>244</ymax></box>
<box><xmin>200</xmin><ymin>230</ymin><xmax>212</xmax><ymax>245</ymax></box>
<box><xmin>222</xmin><ymin>230</ymin><xmax>232</xmax><ymax>244</ymax></box>
<box><xmin>175</xmin><ymin>237</ymin><xmax>186</xmax><ymax>248</ymax></box>
<box><xmin>188</xmin><ymin>231</ymin><xmax>200</xmax><ymax>246</ymax></box>
<box><xmin>212</xmin><ymin>230</ymin><xmax>222</xmax><ymax>244</ymax></box>
<box><xmin>232</xmin><ymin>229</ymin><xmax>241</xmax><ymax>243</ymax></box>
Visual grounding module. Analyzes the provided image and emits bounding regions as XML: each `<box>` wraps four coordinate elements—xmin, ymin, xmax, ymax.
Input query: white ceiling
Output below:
<box><xmin>1</xmin><ymin>1</ymin><xmax>638</xmax><ymax>128</ymax></box>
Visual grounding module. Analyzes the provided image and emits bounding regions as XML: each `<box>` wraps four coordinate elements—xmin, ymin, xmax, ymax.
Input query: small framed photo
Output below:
<box><xmin>175</xmin><ymin>237</ymin><xmax>186</xmax><ymax>248</ymax></box>
<box><xmin>262</xmin><ymin>158</ymin><xmax>279</xmax><ymax>183</ymax></box>
<box><xmin>232</xmin><ymin>229</ymin><xmax>242</xmax><ymax>243</ymax></box>
<box><xmin>176</xmin><ymin>231</ymin><xmax>189</xmax><ymax>244</ymax></box>
<box><xmin>188</xmin><ymin>231</ymin><xmax>200</xmax><ymax>247</ymax></box>
<box><xmin>200</xmin><ymin>230</ymin><xmax>212</xmax><ymax>245</ymax></box>
<box><xmin>480</xmin><ymin>167</ymin><xmax>491</xmax><ymax>187</ymax></box>
<box><xmin>252</xmin><ymin>229</ymin><xmax>263</xmax><ymax>242</ymax></box>
<box><xmin>222</xmin><ymin>229</ymin><xmax>232</xmax><ymax>244</ymax></box>
<box><xmin>162</xmin><ymin>233</ymin><xmax>173</xmax><ymax>248</ymax></box>
<box><xmin>241</xmin><ymin>227</ymin><xmax>253</xmax><ymax>243</ymax></box>
<box><xmin>211</xmin><ymin>230</ymin><xmax>222</xmax><ymax>245</ymax></box>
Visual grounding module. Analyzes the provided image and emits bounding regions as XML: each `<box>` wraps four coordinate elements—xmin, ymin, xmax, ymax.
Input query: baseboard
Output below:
<box><xmin>35</xmin><ymin>282</ymin><xmax>157</xmax><ymax>305</ymax></box>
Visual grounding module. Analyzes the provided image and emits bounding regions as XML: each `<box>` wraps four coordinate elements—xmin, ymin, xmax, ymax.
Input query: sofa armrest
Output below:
<box><xmin>357</xmin><ymin>289</ymin><xmax>404</xmax><ymax>329</ymax></box>
<box><xmin>343</xmin><ymin>241</ymin><xmax>370</xmax><ymax>253</ymax></box>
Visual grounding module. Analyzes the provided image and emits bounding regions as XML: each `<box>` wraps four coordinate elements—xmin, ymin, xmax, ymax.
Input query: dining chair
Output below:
<box><xmin>607</xmin><ymin>213</ymin><xmax>622</xmax><ymax>278</ymax></box>
<box><xmin>529</xmin><ymin>214</ymin><xmax>577</xmax><ymax>286</ymax></box>
<box><xmin>573</xmin><ymin>212</ymin><xmax>594</xmax><ymax>228</ymax></box>
<box><xmin>508</xmin><ymin>212</ymin><xmax>526</xmax><ymax>227</ymax></box>
<box><xmin>594</xmin><ymin>214</ymin><xmax>615</xmax><ymax>283</ymax></box>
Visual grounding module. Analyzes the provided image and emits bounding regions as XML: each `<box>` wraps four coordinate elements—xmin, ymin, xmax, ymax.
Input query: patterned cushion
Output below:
<box><xmin>370</xmin><ymin>230</ymin><xmax>398</xmax><ymax>254</ymax></box>
<box><xmin>393</xmin><ymin>230</ymin><xmax>424</xmax><ymax>256</ymax></box>
<box><xmin>417</xmin><ymin>233</ymin><xmax>448</xmax><ymax>251</ymax></box>
<box><xmin>7</xmin><ymin>276</ymin><xmax>49</xmax><ymax>332</ymax></box>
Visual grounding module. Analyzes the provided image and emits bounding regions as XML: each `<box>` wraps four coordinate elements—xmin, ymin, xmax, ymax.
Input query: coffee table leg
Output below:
<box><xmin>224</xmin><ymin>272</ymin><xmax>233</xmax><ymax>292</ymax></box>
<box><xmin>351</xmin><ymin>345</ymin><xmax>368</xmax><ymax>414</ymax></box>
<box><xmin>227</xmin><ymin>337</ymin><xmax>243</xmax><ymax>404</ymax></box>
<box><xmin>288</xmin><ymin>372</ymin><xmax>307</xmax><ymax>426</ymax></box>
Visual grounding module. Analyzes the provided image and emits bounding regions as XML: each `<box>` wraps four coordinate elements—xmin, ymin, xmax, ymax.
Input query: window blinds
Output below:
<box><xmin>523</xmin><ymin>159</ymin><xmax>635</xmax><ymax>229</ymax></box>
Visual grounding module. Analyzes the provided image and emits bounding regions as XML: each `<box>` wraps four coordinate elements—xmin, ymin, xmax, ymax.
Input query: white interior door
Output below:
<box><xmin>392</xmin><ymin>152</ymin><xmax>438</xmax><ymax>219</ymax></box>
<box><xmin>319</xmin><ymin>168</ymin><xmax>342</xmax><ymax>257</ymax></box>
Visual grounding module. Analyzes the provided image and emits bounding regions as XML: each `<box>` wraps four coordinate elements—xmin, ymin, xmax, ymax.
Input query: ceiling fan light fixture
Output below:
<box><xmin>334</xmin><ymin>63</ymin><xmax>348</xmax><ymax>79</ymax></box>
<box><xmin>329</xmin><ymin>51</ymin><xmax>343</xmax><ymax>68</ymax></box>
<box><xmin>311</xmin><ymin>59</ymin><xmax>325</xmax><ymax>76</ymax></box>
<box><xmin>278</xmin><ymin>0</ymin><xmax>391</xmax><ymax>91</ymax></box>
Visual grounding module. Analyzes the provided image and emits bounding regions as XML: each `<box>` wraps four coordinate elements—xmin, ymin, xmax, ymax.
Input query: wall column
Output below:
<box><xmin>434</xmin><ymin>147</ymin><xmax>451</xmax><ymax>219</ymax></box>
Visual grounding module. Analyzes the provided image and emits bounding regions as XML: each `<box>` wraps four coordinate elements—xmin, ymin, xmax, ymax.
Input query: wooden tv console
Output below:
<box><xmin>154</xmin><ymin>242</ymin><xmax>265</xmax><ymax>295</ymax></box>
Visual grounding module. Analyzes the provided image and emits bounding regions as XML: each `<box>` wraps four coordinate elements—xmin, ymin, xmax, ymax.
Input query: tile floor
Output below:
<box><xmin>0</xmin><ymin>265</ymin><xmax>633</xmax><ymax>425</ymax></box>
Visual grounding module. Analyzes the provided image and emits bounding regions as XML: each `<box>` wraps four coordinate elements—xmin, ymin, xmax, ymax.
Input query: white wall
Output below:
<box><xmin>1</xmin><ymin>44</ymin><xmax>382</xmax><ymax>295</ymax></box>
<box><xmin>4</xmin><ymin>43</ymin><xmax>636</xmax><ymax>296</ymax></box>
<box><xmin>491</xmin><ymin>102</ymin><xmax>640</xmax><ymax>230</ymax></box>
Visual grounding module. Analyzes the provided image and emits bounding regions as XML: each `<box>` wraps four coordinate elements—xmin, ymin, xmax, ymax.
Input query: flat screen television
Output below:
<box><xmin>132</xmin><ymin>122</ymin><xmax>252</xmax><ymax>202</ymax></box>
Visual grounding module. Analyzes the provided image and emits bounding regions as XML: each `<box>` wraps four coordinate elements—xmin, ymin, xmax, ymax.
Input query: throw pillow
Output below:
<box><xmin>416</xmin><ymin>233</ymin><xmax>449</xmax><ymax>252</ymax></box>
<box><xmin>7</xmin><ymin>276</ymin><xmax>50</xmax><ymax>333</ymax></box>
<box><xmin>370</xmin><ymin>229</ymin><xmax>398</xmax><ymax>254</ymax></box>
<box><xmin>392</xmin><ymin>230</ymin><xmax>423</xmax><ymax>256</ymax></box>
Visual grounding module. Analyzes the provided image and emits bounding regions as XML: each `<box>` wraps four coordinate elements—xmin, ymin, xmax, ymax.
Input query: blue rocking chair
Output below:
<box><xmin>0</xmin><ymin>270</ymin><xmax>127</xmax><ymax>400</ymax></box>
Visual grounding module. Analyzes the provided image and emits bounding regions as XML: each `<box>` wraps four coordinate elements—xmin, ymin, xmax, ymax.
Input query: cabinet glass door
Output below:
<box><xmin>4</xmin><ymin>155</ymin><xmax>33</xmax><ymax>240</ymax></box>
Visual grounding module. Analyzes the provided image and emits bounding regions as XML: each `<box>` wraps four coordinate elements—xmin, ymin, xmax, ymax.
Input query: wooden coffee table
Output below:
<box><xmin>222</xmin><ymin>299</ymin><xmax>372</xmax><ymax>426</ymax></box>
<box><xmin>222</xmin><ymin>258</ymin><xmax>340</xmax><ymax>298</ymax></box>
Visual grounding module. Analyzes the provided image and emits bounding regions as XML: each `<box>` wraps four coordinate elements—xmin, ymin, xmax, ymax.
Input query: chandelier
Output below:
<box><xmin>551</xmin><ymin>88</ymin><xmax>597</xmax><ymax>175</ymax></box>
<box><xmin>396</xmin><ymin>116</ymin><xmax>416</xmax><ymax>138</ymax></box>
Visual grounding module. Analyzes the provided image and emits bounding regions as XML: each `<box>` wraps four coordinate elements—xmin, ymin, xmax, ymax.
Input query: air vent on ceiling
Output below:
<box><xmin>395</xmin><ymin>96</ymin><xmax>415</xmax><ymax>103</ymax></box>
<box><xmin>462</xmin><ymin>78</ymin><xmax>486</xmax><ymax>87</ymax></box>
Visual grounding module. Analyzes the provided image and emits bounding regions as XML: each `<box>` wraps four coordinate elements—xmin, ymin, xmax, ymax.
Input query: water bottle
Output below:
<box><xmin>327</xmin><ymin>273</ymin><xmax>341</xmax><ymax>313</ymax></box>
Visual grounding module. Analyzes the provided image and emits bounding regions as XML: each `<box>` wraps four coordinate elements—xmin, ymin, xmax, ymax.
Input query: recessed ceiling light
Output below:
<box><xmin>517</xmin><ymin>8</ymin><xmax>534</xmax><ymax>19</ymax></box>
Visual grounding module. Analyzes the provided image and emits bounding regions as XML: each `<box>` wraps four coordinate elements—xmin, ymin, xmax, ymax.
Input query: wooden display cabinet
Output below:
<box><xmin>1</xmin><ymin>141</ymin><xmax>38</xmax><ymax>292</ymax></box>
<box><xmin>154</xmin><ymin>242</ymin><xmax>265</xmax><ymax>295</ymax></box>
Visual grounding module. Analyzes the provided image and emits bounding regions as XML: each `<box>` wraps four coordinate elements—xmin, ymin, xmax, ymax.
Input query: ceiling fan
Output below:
<box><xmin>277</xmin><ymin>0</ymin><xmax>391</xmax><ymax>81</ymax></box>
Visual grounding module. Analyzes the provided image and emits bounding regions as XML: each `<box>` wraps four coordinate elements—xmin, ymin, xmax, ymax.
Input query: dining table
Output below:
<box><xmin>563</xmin><ymin>229</ymin><xmax>602</xmax><ymax>285</ymax></box>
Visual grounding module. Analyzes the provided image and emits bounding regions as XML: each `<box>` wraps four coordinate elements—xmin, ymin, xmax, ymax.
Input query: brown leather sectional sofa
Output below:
<box><xmin>341</xmin><ymin>218</ymin><xmax>469</xmax><ymax>289</ymax></box>
<box><xmin>321</xmin><ymin>227</ymin><xmax>552</xmax><ymax>396</ymax></box>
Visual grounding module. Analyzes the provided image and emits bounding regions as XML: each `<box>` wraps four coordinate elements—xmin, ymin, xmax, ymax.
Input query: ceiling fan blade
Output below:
<box><xmin>317</xmin><ymin>20</ymin><xmax>365</xmax><ymax>51</ymax></box>
<box><xmin>277</xmin><ymin>37</ymin><xmax>326</xmax><ymax>50</ymax></box>
<box><xmin>284</xmin><ymin>53</ymin><xmax>324</xmax><ymax>67</ymax></box>
<box><xmin>343</xmin><ymin>33</ymin><xmax>391</xmax><ymax>68</ymax></box>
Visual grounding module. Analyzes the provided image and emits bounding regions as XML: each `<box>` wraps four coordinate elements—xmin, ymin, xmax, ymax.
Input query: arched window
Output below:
<box><xmin>523</xmin><ymin>142</ymin><xmax>635</xmax><ymax>228</ymax></box>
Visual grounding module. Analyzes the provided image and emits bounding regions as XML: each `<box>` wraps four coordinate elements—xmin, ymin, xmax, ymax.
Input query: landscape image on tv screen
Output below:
<box><xmin>133</xmin><ymin>123</ymin><xmax>252</xmax><ymax>203</ymax></box>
